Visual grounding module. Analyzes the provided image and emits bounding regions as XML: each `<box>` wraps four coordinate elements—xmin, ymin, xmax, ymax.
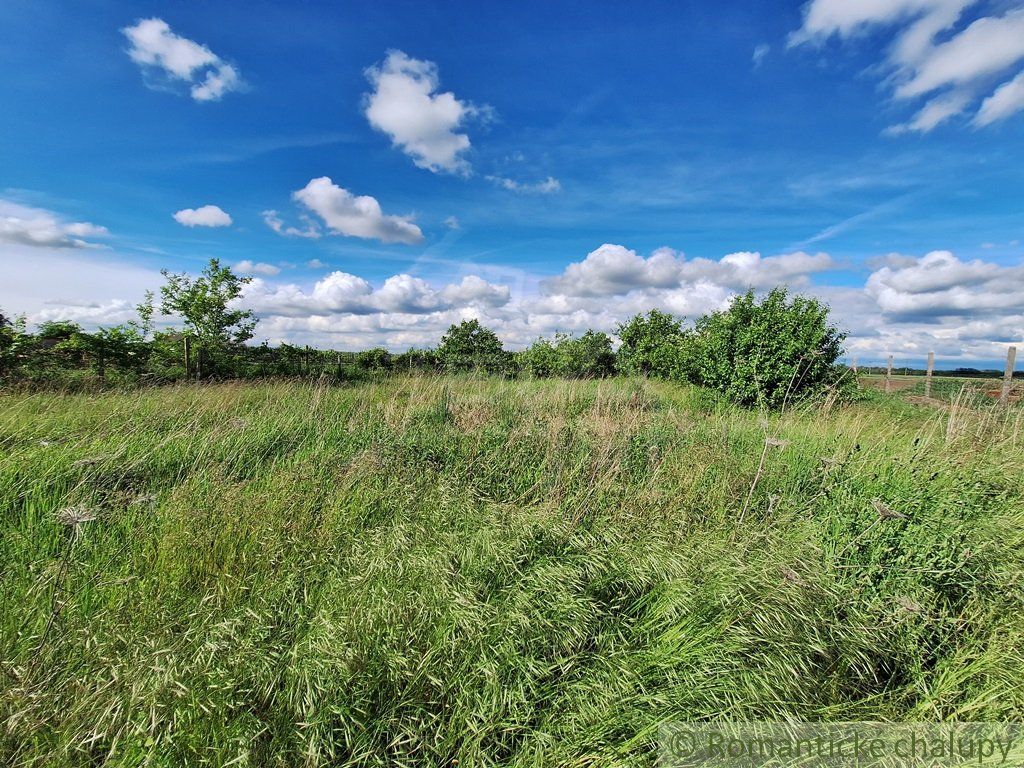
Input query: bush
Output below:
<box><xmin>356</xmin><ymin>348</ymin><xmax>393</xmax><ymax>371</ymax></box>
<box><xmin>520</xmin><ymin>337</ymin><xmax>559</xmax><ymax>377</ymax></box>
<box><xmin>616</xmin><ymin>309</ymin><xmax>687</xmax><ymax>378</ymax></box>
<box><xmin>437</xmin><ymin>320</ymin><xmax>510</xmax><ymax>374</ymax></box>
<box><xmin>521</xmin><ymin>331</ymin><xmax>616</xmax><ymax>378</ymax></box>
<box><xmin>683</xmin><ymin>288</ymin><xmax>845</xmax><ymax>408</ymax></box>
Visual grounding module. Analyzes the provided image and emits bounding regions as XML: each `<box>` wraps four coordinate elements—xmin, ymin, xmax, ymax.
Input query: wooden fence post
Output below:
<box><xmin>885</xmin><ymin>355</ymin><xmax>893</xmax><ymax>393</ymax></box>
<box><xmin>1001</xmin><ymin>346</ymin><xmax>1017</xmax><ymax>406</ymax></box>
<box><xmin>925</xmin><ymin>352</ymin><xmax>934</xmax><ymax>399</ymax></box>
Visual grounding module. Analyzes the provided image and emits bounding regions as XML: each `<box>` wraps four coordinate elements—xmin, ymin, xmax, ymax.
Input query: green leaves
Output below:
<box><xmin>437</xmin><ymin>319</ymin><xmax>510</xmax><ymax>374</ymax></box>
<box><xmin>159</xmin><ymin>258</ymin><xmax>257</xmax><ymax>347</ymax></box>
<box><xmin>685</xmin><ymin>288</ymin><xmax>847</xmax><ymax>409</ymax></box>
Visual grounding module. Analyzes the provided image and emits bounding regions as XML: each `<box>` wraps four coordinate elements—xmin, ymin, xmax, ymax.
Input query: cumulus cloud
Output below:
<box><xmin>486</xmin><ymin>176</ymin><xmax>562</xmax><ymax>194</ymax></box>
<box><xmin>173</xmin><ymin>204</ymin><xmax>232</xmax><ymax>228</ymax></box>
<box><xmin>234</xmin><ymin>260</ymin><xmax>280</xmax><ymax>276</ymax></box>
<box><xmin>363</xmin><ymin>50</ymin><xmax>487</xmax><ymax>175</ymax></box>
<box><xmin>0</xmin><ymin>200</ymin><xmax>108</xmax><ymax>249</ymax></box>
<box><xmin>242</xmin><ymin>270</ymin><xmax>508</xmax><ymax>318</ymax></box>
<box><xmin>122</xmin><ymin>18</ymin><xmax>244</xmax><ymax>102</ymax></box>
<box><xmin>443</xmin><ymin>216</ymin><xmax>460</xmax><ymax>230</ymax></box>
<box><xmin>865</xmin><ymin>249</ymin><xmax>1023</xmax><ymax>318</ymax></box>
<box><xmin>285</xmin><ymin>177</ymin><xmax>423</xmax><ymax>245</ymax></box>
<box><xmin>791</xmin><ymin>1</ymin><xmax>1024</xmax><ymax>131</ymax></box>
<box><xmin>542</xmin><ymin>244</ymin><xmax>835</xmax><ymax>297</ymax></box>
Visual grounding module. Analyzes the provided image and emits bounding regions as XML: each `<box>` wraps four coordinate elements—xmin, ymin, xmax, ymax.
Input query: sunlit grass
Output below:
<box><xmin>2</xmin><ymin>377</ymin><xmax>1022</xmax><ymax>766</ymax></box>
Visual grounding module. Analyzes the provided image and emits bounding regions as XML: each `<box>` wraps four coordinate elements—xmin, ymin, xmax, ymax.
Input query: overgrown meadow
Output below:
<box><xmin>2</xmin><ymin>377</ymin><xmax>1023</xmax><ymax>766</ymax></box>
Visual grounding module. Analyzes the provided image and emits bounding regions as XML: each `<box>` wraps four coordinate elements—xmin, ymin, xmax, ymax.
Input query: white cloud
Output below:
<box><xmin>974</xmin><ymin>69</ymin><xmax>1024</xmax><ymax>125</ymax></box>
<box><xmin>791</xmin><ymin>1</ymin><xmax>1024</xmax><ymax>131</ymax></box>
<box><xmin>486</xmin><ymin>175</ymin><xmax>562</xmax><ymax>194</ymax></box>
<box><xmin>122</xmin><ymin>18</ymin><xmax>244</xmax><ymax>102</ymax></box>
<box><xmin>443</xmin><ymin>216</ymin><xmax>460</xmax><ymax>230</ymax></box>
<box><xmin>288</xmin><ymin>177</ymin><xmax>423</xmax><ymax>245</ymax></box>
<box><xmin>262</xmin><ymin>209</ymin><xmax>321</xmax><ymax>239</ymax></box>
<box><xmin>234</xmin><ymin>260</ymin><xmax>280</xmax><ymax>276</ymax></box>
<box><xmin>173</xmin><ymin>204</ymin><xmax>232</xmax><ymax>228</ymax></box>
<box><xmin>363</xmin><ymin>50</ymin><xmax>487</xmax><ymax>175</ymax></box>
<box><xmin>865</xmin><ymin>249</ymin><xmax>1023</xmax><ymax>318</ymax></box>
<box><xmin>306</xmin><ymin>259</ymin><xmax>327</xmax><ymax>269</ymax></box>
<box><xmin>541</xmin><ymin>244</ymin><xmax>835</xmax><ymax>297</ymax></box>
<box><xmin>242</xmin><ymin>270</ymin><xmax>508</xmax><ymax>318</ymax></box>
<box><xmin>0</xmin><ymin>199</ymin><xmax>108</xmax><ymax>249</ymax></box>
<box><xmin>752</xmin><ymin>44</ymin><xmax>771</xmax><ymax>68</ymax></box>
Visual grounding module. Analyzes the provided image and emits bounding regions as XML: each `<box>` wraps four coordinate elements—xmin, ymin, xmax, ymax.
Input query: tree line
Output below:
<box><xmin>0</xmin><ymin>259</ymin><xmax>849</xmax><ymax>407</ymax></box>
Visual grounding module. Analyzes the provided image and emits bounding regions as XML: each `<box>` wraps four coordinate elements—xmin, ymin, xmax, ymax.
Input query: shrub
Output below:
<box><xmin>356</xmin><ymin>348</ymin><xmax>393</xmax><ymax>371</ymax></box>
<box><xmin>616</xmin><ymin>309</ymin><xmax>687</xmax><ymax>378</ymax></box>
<box><xmin>521</xmin><ymin>331</ymin><xmax>616</xmax><ymax>378</ymax></box>
<box><xmin>683</xmin><ymin>287</ymin><xmax>845</xmax><ymax>408</ymax></box>
<box><xmin>520</xmin><ymin>337</ymin><xmax>559</xmax><ymax>377</ymax></box>
<box><xmin>437</xmin><ymin>319</ymin><xmax>510</xmax><ymax>374</ymax></box>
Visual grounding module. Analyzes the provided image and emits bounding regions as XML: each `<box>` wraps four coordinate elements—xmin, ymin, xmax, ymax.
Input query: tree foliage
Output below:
<box><xmin>159</xmin><ymin>259</ymin><xmax>256</xmax><ymax>346</ymax></box>
<box><xmin>522</xmin><ymin>331</ymin><xmax>615</xmax><ymax>378</ymax></box>
<box><xmin>437</xmin><ymin>319</ymin><xmax>509</xmax><ymax>374</ymax></box>
<box><xmin>616</xmin><ymin>309</ymin><xmax>687</xmax><ymax>378</ymax></box>
<box><xmin>683</xmin><ymin>288</ymin><xmax>846</xmax><ymax>408</ymax></box>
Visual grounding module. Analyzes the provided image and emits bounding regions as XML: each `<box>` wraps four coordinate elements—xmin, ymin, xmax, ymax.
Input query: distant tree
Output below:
<box><xmin>159</xmin><ymin>259</ymin><xmax>256</xmax><ymax>345</ymax></box>
<box><xmin>159</xmin><ymin>259</ymin><xmax>256</xmax><ymax>378</ymax></box>
<box><xmin>521</xmin><ymin>337</ymin><xmax>559</xmax><ymax>377</ymax></box>
<box><xmin>393</xmin><ymin>348</ymin><xmax>440</xmax><ymax>372</ymax></box>
<box><xmin>557</xmin><ymin>331</ymin><xmax>616</xmax><ymax>377</ymax></box>
<box><xmin>436</xmin><ymin>319</ymin><xmax>509</xmax><ymax>374</ymax></box>
<box><xmin>616</xmin><ymin>309</ymin><xmax>687</xmax><ymax>378</ymax></box>
<box><xmin>684</xmin><ymin>287</ymin><xmax>845</xmax><ymax>408</ymax></box>
<box><xmin>356</xmin><ymin>347</ymin><xmax>393</xmax><ymax>370</ymax></box>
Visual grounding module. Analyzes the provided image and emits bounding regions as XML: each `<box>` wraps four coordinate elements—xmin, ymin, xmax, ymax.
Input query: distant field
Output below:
<box><xmin>858</xmin><ymin>373</ymin><xmax>1021</xmax><ymax>402</ymax></box>
<box><xmin>2</xmin><ymin>378</ymin><xmax>1023</xmax><ymax>766</ymax></box>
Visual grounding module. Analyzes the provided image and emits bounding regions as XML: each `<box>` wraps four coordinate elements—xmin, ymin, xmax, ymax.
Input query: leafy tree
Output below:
<box><xmin>520</xmin><ymin>337</ymin><xmax>559</xmax><ymax>377</ymax></box>
<box><xmin>436</xmin><ymin>319</ymin><xmax>509</xmax><ymax>374</ymax></box>
<box><xmin>556</xmin><ymin>331</ymin><xmax>616</xmax><ymax>377</ymax></box>
<box><xmin>616</xmin><ymin>309</ymin><xmax>687</xmax><ymax>378</ymax></box>
<box><xmin>159</xmin><ymin>259</ymin><xmax>256</xmax><ymax>344</ymax></box>
<box><xmin>393</xmin><ymin>348</ymin><xmax>440</xmax><ymax>372</ymax></box>
<box><xmin>0</xmin><ymin>310</ymin><xmax>28</xmax><ymax>379</ymax></box>
<box><xmin>356</xmin><ymin>347</ymin><xmax>393</xmax><ymax>370</ymax></box>
<box><xmin>684</xmin><ymin>287</ymin><xmax>846</xmax><ymax>408</ymax></box>
<box><xmin>159</xmin><ymin>259</ymin><xmax>257</xmax><ymax>378</ymax></box>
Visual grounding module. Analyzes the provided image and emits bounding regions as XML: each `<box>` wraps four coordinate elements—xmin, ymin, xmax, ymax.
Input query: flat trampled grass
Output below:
<box><xmin>1</xmin><ymin>377</ymin><xmax>1022</xmax><ymax>766</ymax></box>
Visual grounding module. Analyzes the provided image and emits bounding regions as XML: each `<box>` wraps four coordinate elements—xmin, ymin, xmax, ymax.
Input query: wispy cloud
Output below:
<box><xmin>122</xmin><ymin>18</ymin><xmax>244</xmax><ymax>102</ymax></box>
<box><xmin>790</xmin><ymin>1</ymin><xmax>1024</xmax><ymax>132</ymax></box>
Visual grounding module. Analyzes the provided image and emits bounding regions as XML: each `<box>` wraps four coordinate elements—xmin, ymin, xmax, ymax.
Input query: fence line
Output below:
<box><xmin>856</xmin><ymin>345</ymin><xmax>1019</xmax><ymax>405</ymax></box>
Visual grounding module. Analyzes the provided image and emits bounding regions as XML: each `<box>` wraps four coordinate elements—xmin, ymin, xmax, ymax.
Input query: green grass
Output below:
<box><xmin>1</xmin><ymin>377</ymin><xmax>1023</xmax><ymax>766</ymax></box>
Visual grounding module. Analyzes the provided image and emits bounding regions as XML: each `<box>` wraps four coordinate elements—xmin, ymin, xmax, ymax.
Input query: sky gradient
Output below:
<box><xmin>2</xmin><ymin>0</ymin><xmax>1023</xmax><ymax>366</ymax></box>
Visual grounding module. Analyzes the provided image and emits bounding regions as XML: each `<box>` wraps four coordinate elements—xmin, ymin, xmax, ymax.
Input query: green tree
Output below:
<box><xmin>356</xmin><ymin>347</ymin><xmax>393</xmax><ymax>371</ymax></box>
<box><xmin>520</xmin><ymin>337</ymin><xmax>559</xmax><ymax>377</ymax></box>
<box><xmin>159</xmin><ymin>259</ymin><xmax>257</xmax><ymax>378</ymax></box>
<box><xmin>616</xmin><ymin>309</ymin><xmax>686</xmax><ymax>378</ymax></box>
<box><xmin>684</xmin><ymin>287</ymin><xmax>846</xmax><ymax>409</ymax></box>
<box><xmin>436</xmin><ymin>319</ymin><xmax>509</xmax><ymax>374</ymax></box>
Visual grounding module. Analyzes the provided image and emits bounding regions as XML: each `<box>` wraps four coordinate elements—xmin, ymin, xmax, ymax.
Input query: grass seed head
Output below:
<box><xmin>55</xmin><ymin>505</ymin><xmax>98</xmax><ymax>527</ymax></box>
<box><xmin>871</xmin><ymin>498</ymin><xmax>907</xmax><ymax>519</ymax></box>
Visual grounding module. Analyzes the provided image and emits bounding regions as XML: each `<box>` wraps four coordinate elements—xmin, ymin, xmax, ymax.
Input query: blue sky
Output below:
<box><xmin>2</xmin><ymin>0</ymin><xmax>1023</xmax><ymax>365</ymax></box>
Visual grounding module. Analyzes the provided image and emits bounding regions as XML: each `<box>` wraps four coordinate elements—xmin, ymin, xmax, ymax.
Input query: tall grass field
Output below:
<box><xmin>2</xmin><ymin>377</ymin><xmax>1023</xmax><ymax>766</ymax></box>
